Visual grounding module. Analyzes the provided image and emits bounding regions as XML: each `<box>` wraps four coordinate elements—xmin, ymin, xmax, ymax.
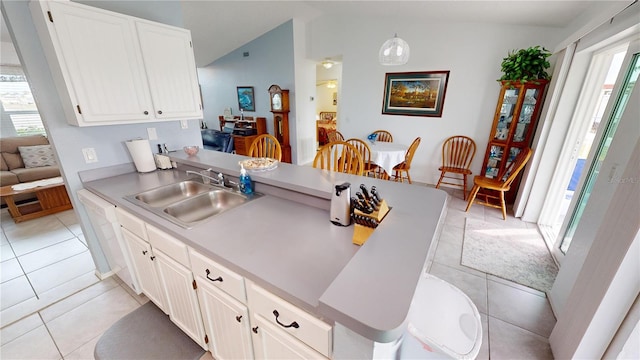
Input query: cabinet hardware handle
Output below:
<box><xmin>150</xmin><ymin>256</ymin><xmax>156</xmax><ymax>261</ymax></box>
<box><xmin>236</xmin><ymin>315</ymin><xmax>242</xmax><ymax>322</ymax></box>
<box><xmin>144</xmin><ymin>111</ymin><xmax>149</xmax><ymax>115</ymax></box>
<box><xmin>252</xmin><ymin>326</ymin><xmax>259</xmax><ymax>334</ymax></box>
<box><xmin>157</xmin><ymin>110</ymin><xmax>163</xmax><ymax>115</ymax></box>
<box><xmin>205</xmin><ymin>269</ymin><xmax>223</xmax><ymax>282</ymax></box>
<box><xmin>142</xmin><ymin>250</ymin><xmax>148</xmax><ymax>255</ymax></box>
<box><xmin>272</xmin><ymin>310</ymin><xmax>299</xmax><ymax>329</ymax></box>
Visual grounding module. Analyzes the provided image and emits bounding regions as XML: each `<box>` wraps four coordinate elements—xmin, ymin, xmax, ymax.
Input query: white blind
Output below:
<box><xmin>0</xmin><ymin>66</ymin><xmax>46</xmax><ymax>136</ymax></box>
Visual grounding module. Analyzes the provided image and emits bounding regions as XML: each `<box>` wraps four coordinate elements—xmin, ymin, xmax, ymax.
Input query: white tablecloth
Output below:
<box><xmin>369</xmin><ymin>142</ymin><xmax>408</xmax><ymax>175</ymax></box>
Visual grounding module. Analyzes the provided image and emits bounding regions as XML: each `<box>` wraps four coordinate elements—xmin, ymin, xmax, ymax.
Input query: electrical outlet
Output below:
<box><xmin>180</xmin><ymin>120</ymin><xmax>188</xmax><ymax>129</ymax></box>
<box><xmin>147</xmin><ymin>127</ymin><xmax>157</xmax><ymax>140</ymax></box>
<box><xmin>82</xmin><ymin>148</ymin><xmax>98</xmax><ymax>163</ymax></box>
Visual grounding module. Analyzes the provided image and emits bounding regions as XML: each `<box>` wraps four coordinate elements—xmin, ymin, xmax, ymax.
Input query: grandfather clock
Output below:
<box><xmin>268</xmin><ymin>84</ymin><xmax>291</xmax><ymax>163</ymax></box>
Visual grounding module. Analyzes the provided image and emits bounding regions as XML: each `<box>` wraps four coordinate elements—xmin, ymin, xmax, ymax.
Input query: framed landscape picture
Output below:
<box><xmin>237</xmin><ymin>86</ymin><xmax>255</xmax><ymax>112</ymax></box>
<box><xmin>381</xmin><ymin>71</ymin><xmax>450</xmax><ymax>117</ymax></box>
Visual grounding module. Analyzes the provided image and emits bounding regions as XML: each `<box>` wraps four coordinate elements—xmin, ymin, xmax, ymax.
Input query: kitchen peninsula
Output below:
<box><xmin>81</xmin><ymin>149</ymin><xmax>448</xmax><ymax>358</ymax></box>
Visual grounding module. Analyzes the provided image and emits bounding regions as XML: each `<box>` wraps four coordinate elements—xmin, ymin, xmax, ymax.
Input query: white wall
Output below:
<box><xmin>306</xmin><ymin>15</ymin><xmax>563</xmax><ymax>185</ymax></box>
<box><xmin>2</xmin><ymin>0</ymin><xmax>203</xmax><ymax>273</ymax></box>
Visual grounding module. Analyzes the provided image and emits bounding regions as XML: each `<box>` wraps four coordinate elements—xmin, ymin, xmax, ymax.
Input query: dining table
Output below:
<box><xmin>368</xmin><ymin>141</ymin><xmax>408</xmax><ymax>178</ymax></box>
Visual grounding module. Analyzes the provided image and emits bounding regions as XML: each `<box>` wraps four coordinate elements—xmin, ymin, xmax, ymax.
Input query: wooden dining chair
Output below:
<box><xmin>465</xmin><ymin>147</ymin><xmax>533</xmax><ymax>220</ymax></box>
<box><xmin>372</xmin><ymin>130</ymin><xmax>393</xmax><ymax>142</ymax></box>
<box><xmin>435</xmin><ymin>136</ymin><xmax>477</xmax><ymax>200</ymax></box>
<box><xmin>346</xmin><ymin>138</ymin><xmax>380</xmax><ymax>178</ymax></box>
<box><xmin>327</xmin><ymin>130</ymin><xmax>344</xmax><ymax>143</ymax></box>
<box><xmin>248</xmin><ymin>134</ymin><xmax>282</xmax><ymax>161</ymax></box>
<box><xmin>392</xmin><ymin>137</ymin><xmax>421</xmax><ymax>184</ymax></box>
<box><xmin>313</xmin><ymin>141</ymin><xmax>364</xmax><ymax>176</ymax></box>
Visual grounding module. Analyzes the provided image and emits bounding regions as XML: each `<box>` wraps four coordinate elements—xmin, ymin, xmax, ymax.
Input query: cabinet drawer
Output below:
<box><xmin>189</xmin><ymin>248</ymin><xmax>246</xmax><ymax>302</ymax></box>
<box><xmin>247</xmin><ymin>281</ymin><xmax>332</xmax><ymax>358</ymax></box>
<box><xmin>115</xmin><ymin>208</ymin><xmax>147</xmax><ymax>239</ymax></box>
<box><xmin>146</xmin><ymin>224</ymin><xmax>190</xmax><ymax>267</ymax></box>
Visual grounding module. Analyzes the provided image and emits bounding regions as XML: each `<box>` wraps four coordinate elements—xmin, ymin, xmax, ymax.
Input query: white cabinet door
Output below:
<box><xmin>251</xmin><ymin>314</ymin><xmax>327</xmax><ymax>360</ymax></box>
<box><xmin>31</xmin><ymin>1</ymin><xmax>202</xmax><ymax>126</ymax></box>
<box><xmin>136</xmin><ymin>22</ymin><xmax>202</xmax><ymax>120</ymax></box>
<box><xmin>196</xmin><ymin>278</ymin><xmax>254</xmax><ymax>360</ymax></box>
<box><xmin>121</xmin><ymin>228</ymin><xmax>167</xmax><ymax>313</ymax></box>
<box><xmin>44</xmin><ymin>1</ymin><xmax>153</xmax><ymax>125</ymax></box>
<box><xmin>155</xmin><ymin>250</ymin><xmax>207</xmax><ymax>349</ymax></box>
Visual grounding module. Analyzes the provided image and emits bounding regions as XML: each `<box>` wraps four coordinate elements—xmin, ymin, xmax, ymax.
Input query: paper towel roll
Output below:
<box><xmin>126</xmin><ymin>139</ymin><xmax>156</xmax><ymax>173</ymax></box>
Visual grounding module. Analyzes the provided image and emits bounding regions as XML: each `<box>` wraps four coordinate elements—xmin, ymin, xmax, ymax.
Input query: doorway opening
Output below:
<box><xmin>315</xmin><ymin>60</ymin><xmax>341</xmax><ymax>148</ymax></box>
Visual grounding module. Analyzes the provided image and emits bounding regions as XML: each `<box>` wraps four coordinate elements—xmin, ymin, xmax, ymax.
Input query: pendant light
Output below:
<box><xmin>322</xmin><ymin>60</ymin><xmax>334</xmax><ymax>69</ymax></box>
<box><xmin>379</xmin><ymin>33</ymin><xmax>410</xmax><ymax>65</ymax></box>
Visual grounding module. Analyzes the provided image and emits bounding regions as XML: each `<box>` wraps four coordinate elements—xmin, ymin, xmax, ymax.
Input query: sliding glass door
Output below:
<box><xmin>558</xmin><ymin>48</ymin><xmax>639</xmax><ymax>255</ymax></box>
<box><xmin>540</xmin><ymin>39</ymin><xmax>639</xmax><ymax>262</ymax></box>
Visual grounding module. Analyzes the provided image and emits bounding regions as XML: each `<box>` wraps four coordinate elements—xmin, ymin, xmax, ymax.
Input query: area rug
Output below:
<box><xmin>461</xmin><ymin>218</ymin><xmax>558</xmax><ymax>293</ymax></box>
<box><xmin>94</xmin><ymin>301</ymin><xmax>205</xmax><ymax>360</ymax></box>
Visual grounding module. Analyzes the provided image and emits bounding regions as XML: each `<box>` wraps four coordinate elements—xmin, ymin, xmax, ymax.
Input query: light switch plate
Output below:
<box><xmin>82</xmin><ymin>148</ymin><xmax>98</xmax><ymax>163</ymax></box>
<box><xmin>147</xmin><ymin>127</ymin><xmax>157</xmax><ymax>140</ymax></box>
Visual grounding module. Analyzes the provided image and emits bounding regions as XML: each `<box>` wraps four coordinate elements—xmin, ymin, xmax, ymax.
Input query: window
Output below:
<box><xmin>0</xmin><ymin>65</ymin><xmax>46</xmax><ymax>136</ymax></box>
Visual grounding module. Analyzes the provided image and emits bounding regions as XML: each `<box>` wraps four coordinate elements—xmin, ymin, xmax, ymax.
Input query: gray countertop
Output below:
<box><xmin>82</xmin><ymin>149</ymin><xmax>447</xmax><ymax>343</ymax></box>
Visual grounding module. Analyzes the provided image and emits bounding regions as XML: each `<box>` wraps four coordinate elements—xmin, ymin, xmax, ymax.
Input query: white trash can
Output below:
<box><xmin>398</xmin><ymin>273</ymin><xmax>482</xmax><ymax>359</ymax></box>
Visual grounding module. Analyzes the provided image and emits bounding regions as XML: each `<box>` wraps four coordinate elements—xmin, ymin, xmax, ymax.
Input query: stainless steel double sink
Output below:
<box><xmin>124</xmin><ymin>179</ymin><xmax>261</xmax><ymax>228</ymax></box>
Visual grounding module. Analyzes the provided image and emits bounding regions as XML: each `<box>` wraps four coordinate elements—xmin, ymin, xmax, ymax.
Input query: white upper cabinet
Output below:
<box><xmin>135</xmin><ymin>22</ymin><xmax>202</xmax><ymax>120</ymax></box>
<box><xmin>30</xmin><ymin>1</ymin><xmax>202</xmax><ymax>126</ymax></box>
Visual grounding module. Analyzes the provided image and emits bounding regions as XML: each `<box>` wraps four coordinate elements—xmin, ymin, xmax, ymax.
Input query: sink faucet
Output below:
<box><xmin>186</xmin><ymin>169</ymin><xmax>225</xmax><ymax>186</ymax></box>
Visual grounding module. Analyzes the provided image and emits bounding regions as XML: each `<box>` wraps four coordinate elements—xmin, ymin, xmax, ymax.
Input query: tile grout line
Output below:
<box><xmin>38</xmin><ymin>311</ymin><xmax>64</xmax><ymax>359</ymax></box>
<box><xmin>3</xmin><ymin>229</ymin><xmax>40</xmax><ymax>300</ymax></box>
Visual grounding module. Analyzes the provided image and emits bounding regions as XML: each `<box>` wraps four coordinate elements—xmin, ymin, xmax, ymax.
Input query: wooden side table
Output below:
<box><xmin>0</xmin><ymin>181</ymin><xmax>73</xmax><ymax>223</ymax></box>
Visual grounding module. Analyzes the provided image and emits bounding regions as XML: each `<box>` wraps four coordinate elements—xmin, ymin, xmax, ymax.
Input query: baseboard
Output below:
<box><xmin>94</xmin><ymin>269</ymin><xmax>115</xmax><ymax>280</ymax></box>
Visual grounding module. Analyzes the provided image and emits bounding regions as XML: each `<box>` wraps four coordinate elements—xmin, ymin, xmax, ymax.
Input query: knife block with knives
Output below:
<box><xmin>352</xmin><ymin>184</ymin><xmax>390</xmax><ymax>246</ymax></box>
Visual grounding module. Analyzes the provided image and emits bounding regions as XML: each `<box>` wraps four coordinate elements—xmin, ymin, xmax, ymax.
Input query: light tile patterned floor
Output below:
<box><xmin>0</xmin><ymin>188</ymin><xmax>556</xmax><ymax>359</ymax></box>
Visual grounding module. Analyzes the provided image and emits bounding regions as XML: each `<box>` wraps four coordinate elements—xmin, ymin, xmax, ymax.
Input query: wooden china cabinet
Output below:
<box><xmin>480</xmin><ymin>80</ymin><xmax>549</xmax><ymax>203</ymax></box>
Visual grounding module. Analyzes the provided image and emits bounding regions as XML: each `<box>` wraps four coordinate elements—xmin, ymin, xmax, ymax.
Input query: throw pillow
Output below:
<box><xmin>18</xmin><ymin>145</ymin><xmax>57</xmax><ymax>168</ymax></box>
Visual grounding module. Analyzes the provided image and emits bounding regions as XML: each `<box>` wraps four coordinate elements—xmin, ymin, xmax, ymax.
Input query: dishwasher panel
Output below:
<box><xmin>78</xmin><ymin>189</ymin><xmax>141</xmax><ymax>294</ymax></box>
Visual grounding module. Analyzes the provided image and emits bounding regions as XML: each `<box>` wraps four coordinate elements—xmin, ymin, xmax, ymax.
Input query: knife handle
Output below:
<box><xmin>360</xmin><ymin>184</ymin><xmax>371</xmax><ymax>200</ymax></box>
<box><xmin>371</xmin><ymin>187</ymin><xmax>382</xmax><ymax>203</ymax></box>
<box><xmin>356</xmin><ymin>192</ymin><xmax>369</xmax><ymax>207</ymax></box>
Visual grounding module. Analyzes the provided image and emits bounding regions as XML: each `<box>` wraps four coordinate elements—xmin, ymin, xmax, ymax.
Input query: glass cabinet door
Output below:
<box><xmin>494</xmin><ymin>88</ymin><xmax>521</xmax><ymax>141</ymax></box>
<box><xmin>512</xmin><ymin>88</ymin><xmax>541</xmax><ymax>143</ymax></box>
<box><xmin>485</xmin><ymin>144</ymin><xmax>505</xmax><ymax>178</ymax></box>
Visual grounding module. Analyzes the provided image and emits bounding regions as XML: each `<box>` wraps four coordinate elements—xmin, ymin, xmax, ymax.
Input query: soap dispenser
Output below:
<box><xmin>239</xmin><ymin>165</ymin><xmax>253</xmax><ymax>195</ymax></box>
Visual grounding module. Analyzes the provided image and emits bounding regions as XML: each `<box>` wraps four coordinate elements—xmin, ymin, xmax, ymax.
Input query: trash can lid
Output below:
<box><xmin>406</xmin><ymin>274</ymin><xmax>482</xmax><ymax>359</ymax></box>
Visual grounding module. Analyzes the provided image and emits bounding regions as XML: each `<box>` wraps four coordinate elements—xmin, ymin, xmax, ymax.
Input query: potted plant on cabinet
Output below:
<box><xmin>498</xmin><ymin>45</ymin><xmax>552</xmax><ymax>85</ymax></box>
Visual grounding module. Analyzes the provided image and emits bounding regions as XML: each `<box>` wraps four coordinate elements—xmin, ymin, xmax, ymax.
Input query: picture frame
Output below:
<box><xmin>237</xmin><ymin>86</ymin><xmax>255</xmax><ymax>112</ymax></box>
<box><xmin>381</xmin><ymin>71</ymin><xmax>450</xmax><ymax>117</ymax></box>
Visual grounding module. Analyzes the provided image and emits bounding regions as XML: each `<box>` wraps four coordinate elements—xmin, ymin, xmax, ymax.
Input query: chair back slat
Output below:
<box><xmin>442</xmin><ymin>136</ymin><xmax>476</xmax><ymax>169</ymax></box>
<box><xmin>313</xmin><ymin>141</ymin><xmax>364</xmax><ymax>176</ymax></box>
<box><xmin>405</xmin><ymin>137</ymin><xmax>421</xmax><ymax>165</ymax></box>
<box><xmin>249</xmin><ymin>134</ymin><xmax>282</xmax><ymax>161</ymax></box>
<box><xmin>345</xmin><ymin>138</ymin><xmax>372</xmax><ymax>164</ymax></box>
<box><xmin>372</xmin><ymin>130</ymin><xmax>393</xmax><ymax>142</ymax></box>
<box><xmin>327</xmin><ymin>130</ymin><xmax>344</xmax><ymax>143</ymax></box>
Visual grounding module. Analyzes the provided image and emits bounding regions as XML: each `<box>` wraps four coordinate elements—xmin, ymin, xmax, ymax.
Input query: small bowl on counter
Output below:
<box><xmin>183</xmin><ymin>146</ymin><xmax>199</xmax><ymax>156</ymax></box>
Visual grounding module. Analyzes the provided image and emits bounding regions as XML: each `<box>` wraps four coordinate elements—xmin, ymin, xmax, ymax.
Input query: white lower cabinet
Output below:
<box><xmin>117</xmin><ymin>210</ymin><xmax>207</xmax><ymax>350</ymax></box>
<box><xmin>251</xmin><ymin>313</ymin><xmax>327</xmax><ymax>360</ymax></box>
<box><xmin>117</xmin><ymin>210</ymin><xmax>332</xmax><ymax>359</ymax></box>
<box><xmin>196</xmin><ymin>277</ymin><xmax>254</xmax><ymax>360</ymax></box>
<box><xmin>155</xmin><ymin>250</ymin><xmax>207</xmax><ymax>349</ymax></box>
<box><xmin>247</xmin><ymin>282</ymin><xmax>332</xmax><ymax>359</ymax></box>
<box><xmin>121</xmin><ymin>227</ymin><xmax>167</xmax><ymax>313</ymax></box>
